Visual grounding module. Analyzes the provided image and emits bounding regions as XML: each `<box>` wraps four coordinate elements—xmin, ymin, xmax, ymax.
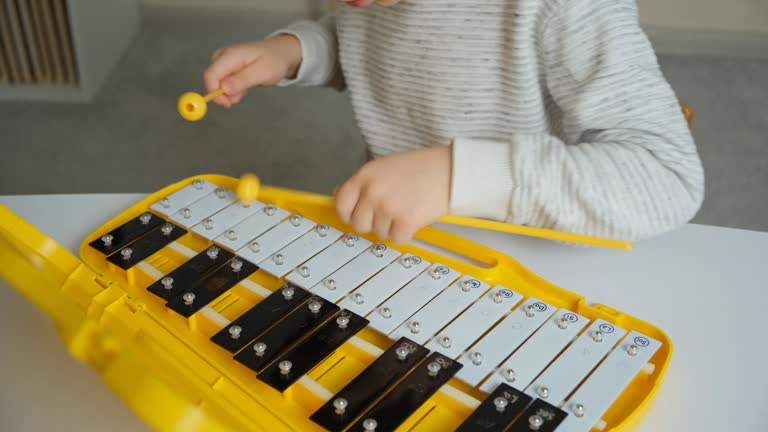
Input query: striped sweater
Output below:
<box><xmin>275</xmin><ymin>0</ymin><xmax>704</xmax><ymax>241</ymax></box>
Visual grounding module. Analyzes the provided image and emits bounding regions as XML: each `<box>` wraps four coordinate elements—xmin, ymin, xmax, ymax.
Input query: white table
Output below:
<box><xmin>1</xmin><ymin>194</ymin><xmax>766</xmax><ymax>432</ymax></box>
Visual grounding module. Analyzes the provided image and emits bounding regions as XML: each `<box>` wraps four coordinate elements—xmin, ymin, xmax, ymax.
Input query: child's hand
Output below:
<box><xmin>335</xmin><ymin>146</ymin><xmax>452</xmax><ymax>245</ymax></box>
<box><xmin>204</xmin><ymin>35</ymin><xmax>302</xmax><ymax>108</ymax></box>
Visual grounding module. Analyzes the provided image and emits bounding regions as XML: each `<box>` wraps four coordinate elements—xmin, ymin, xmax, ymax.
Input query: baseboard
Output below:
<box><xmin>644</xmin><ymin>26</ymin><xmax>768</xmax><ymax>58</ymax></box>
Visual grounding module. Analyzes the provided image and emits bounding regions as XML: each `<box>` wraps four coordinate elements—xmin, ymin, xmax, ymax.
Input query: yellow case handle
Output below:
<box><xmin>236</xmin><ymin>174</ymin><xmax>631</xmax><ymax>251</ymax></box>
<box><xmin>438</xmin><ymin>214</ymin><xmax>631</xmax><ymax>250</ymax></box>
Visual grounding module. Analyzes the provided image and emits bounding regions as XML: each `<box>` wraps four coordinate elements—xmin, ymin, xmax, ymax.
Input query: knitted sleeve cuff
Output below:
<box><xmin>269</xmin><ymin>20</ymin><xmax>338</xmax><ymax>87</ymax></box>
<box><xmin>449</xmin><ymin>137</ymin><xmax>517</xmax><ymax>220</ymax></box>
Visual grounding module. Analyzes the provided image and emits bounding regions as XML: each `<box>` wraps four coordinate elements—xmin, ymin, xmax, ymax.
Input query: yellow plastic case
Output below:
<box><xmin>0</xmin><ymin>174</ymin><xmax>671</xmax><ymax>432</ymax></box>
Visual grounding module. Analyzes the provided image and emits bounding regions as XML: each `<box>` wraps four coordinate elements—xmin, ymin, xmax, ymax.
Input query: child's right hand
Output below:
<box><xmin>204</xmin><ymin>35</ymin><xmax>302</xmax><ymax>108</ymax></box>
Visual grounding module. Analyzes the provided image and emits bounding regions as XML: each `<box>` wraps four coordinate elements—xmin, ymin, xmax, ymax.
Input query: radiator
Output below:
<box><xmin>0</xmin><ymin>0</ymin><xmax>77</xmax><ymax>85</ymax></box>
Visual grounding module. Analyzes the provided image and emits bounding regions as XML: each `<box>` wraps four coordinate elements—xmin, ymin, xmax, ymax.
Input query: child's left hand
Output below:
<box><xmin>334</xmin><ymin>146</ymin><xmax>452</xmax><ymax>245</ymax></box>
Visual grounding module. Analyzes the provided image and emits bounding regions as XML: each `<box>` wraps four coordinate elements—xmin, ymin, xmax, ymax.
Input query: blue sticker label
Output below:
<box><xmin>464</xmin><ymin>279</ymin><xmax>482</xmax><ymax>289</ymax></box>
<box><xmin>599</xmin><ymin>323</ymin><xmax>615</xmax><ymax>334</ymax></box>
<box><xmin>633</xmin><ymin>336</ymin><xmax>650</xmax><ymax>347</ymax></box>
<box><xmin>435</xmin><ymin>266</ymin><xmax>450</xmax><ymax>275</ymax></box>
<box><xmin>562</xmin><ymin>313</ymin><xmax>579</xmax><ymax>323</ymax></box>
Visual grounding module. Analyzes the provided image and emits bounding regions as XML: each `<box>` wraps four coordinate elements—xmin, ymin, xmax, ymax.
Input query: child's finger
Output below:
<box><xmin>350</xmin><ymin>200</ymin><xmax>374</xmax><ymax>234</ymax></box>
<box><xmin>210</xmin><ymin>48</ymin><xmax>225</xmax><ymax>63</ymax></box>
<box><xmin>334</xmin><ymin>181</ymin><xmax>359</xmax><ymax>224</ymax></box>
<box><xmin>204</xmin><ymin>47</ymin><xmax>259</xmax><ymax>94</ymax></box>
<box><xmin>390</xmin><ymin>220</ymin><xmax>418</xmax><ymax>245</ymax></box>
<box><xmin>228</xmin><ymin>90</ymin><xmax>249</xmax><ymax>106</ymax></box>
<box><xmin>373</xmin><ymin>214</ymin><xmax>392</xmax><ymax>240</ymax></box>
<box><xmin>220</xmin><ymin>58</ymin><xmax>272</xmax><ymax>95</ymax></box>
<box><xmin>213</xmin><ymin>95</ymin><xmax>232</xmax><ymax>108</ymax></box>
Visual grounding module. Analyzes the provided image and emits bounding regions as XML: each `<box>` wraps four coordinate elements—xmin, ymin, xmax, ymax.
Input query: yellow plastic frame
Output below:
<box><xmin>0</xmin><ymin>174</ymin><xmax>671</xmax><ymax>432</ymax></box>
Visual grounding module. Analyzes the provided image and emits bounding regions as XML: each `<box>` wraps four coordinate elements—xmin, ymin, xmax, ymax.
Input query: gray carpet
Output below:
<box><xmin>1</xmin><ymin>10</ymin><xmax>766</xmax><ymax>232</ymax></box>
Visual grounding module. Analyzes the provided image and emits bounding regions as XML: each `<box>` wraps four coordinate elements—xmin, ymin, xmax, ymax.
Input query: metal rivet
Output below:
<box><xmin>160</xmin><ymin>197</ymin><xmax>170</xmax><ymax>208</ymax></box>
<box><xmin>525</xmin><ymin>304</ymin><xmax>535</xmax><ymax>317</ymax></box>
<box><xmin>627</xmin><ymin>344</ymin><xmax>639</xmax><ymax>356</ymax></box>
<box><xmin>502</xmin><ymin>368</ymin><xmax>516</xmax><ymax>382</ymax></box>
<box><xmin>207</xmin><ymin>246</ymin><xmax>220</xmax><ymax>260</ymax></box>
<box><xmin>225</xmin><ymin>229</ymin><xmax>237</xmax><ymax>240</ymax></box>
<box><xmin>593</xmin><ymin>330</ymin><xmax>604</xmax><ymax>343</ymax></box>
<box><xmin>324</xmin><ymin>279</ymin><xmax>336</xmax><ymax>290</ymax></box>
<box><xmin>471</xmin><ymin>351</ymin><xmax>483</xmax><ymax>366</ymax></box>
<box><xmin>351</xmin><ymin>292</ymin><xmax>364</xmax><ymax>304</ymax></box>
<box><xmin>558</xmin><ymin>316</ymin><xmax>569</xmax><ymax>329</ymax></box>
<box><xmin>139</xmin><ymin>213</ymin><xmax>152</xmax><ymax>225</ymax></box>
<box><xmin>161</xmin><ymin>276</ymin><xmax>173</xmax><ymax>290</ymax></box>
<box><xmin>121</xmin><ymin>248</ymin><xmax>133</xmax><ymax>261</ymax></box>
<box><xmin>461</xmin><ymin>280</ymin><xmax>473</xmax><ymax>292</ymax></box>
<box><xmin>282</xmin><ymin>285</ymin><xmax>295</xmax><ymax>300</ymax></box>
<box><xmin>317</xmin><ymin>224</ymin><xmax>329</xmax><ymax>237</ymax></box>
<box><xmin>333</xmin><ymin>397</ymin><xmax>348</xmax><ymax>415</ymax></box>
<box><xmin>409</xmin><ymin>321</ymin><xmax>421</xmax><ymax>334</ymax></box>
<box><xmin>253</xmin><ymin>342</ymin><xmax>267</xmax><ymax>356</ymax></box>
<box><xmin>493</xmin><ymin>292</ymin><xmax>503</xmax><ymax>303</ymax></box>
<box><xmin>181</xmin><ymin>208</ymin><xmax>191</xmax><ymax>219</ymax></box>
<box><xmin>278</xmin><ymin>360</ymin><xmax>292</xmax><ymax>375</ymax></box>
<box><xmin>343</xmin><ymin>234</ymin><xmax>357</xmax><ymax>247</ymax></box>
<box><xmin>427</xmin><ymin>361</ymin><xmax>441</xmax><ymax>377</ymax></box>
<box><xmin>182</xmin><ymin>292</ymin><xmax>195</xmax><ymax>305</ymax></box>
<box><xmin>248</xmin><ymin>241</ymin><xmax>260</xmax><ymax>252</ymax></box>
<box><xmin>230</xmin><ymin>259</ymin><xmax>243</xmax><ymax>272</ymax></box>
<box><xmin>192</xmin><ymin>179</ymin><xmax>204</xmax><ymax>190</ymax></box>
<box><xmin>538</xmin><ymin>386</ymin><xmax>550</xmax><ymax>399</ymax></box>
<box><xmin>362</xmin><ymin>419</ymin><xmax>378</xmax><ymax>431</ymax></box>
<box><xmin>273</xmin><ymin>254</ymin><xmax>285</xmax><ymax>265</ymax></box>
<box><xmin>203</xmin><ymin>218</ymin><xmax>214</xmax><ymax>230</ymax></box>
<box><xmin>161</xmin><ymin>223</ymin><xmax>174</xmax><ymax>235</ymax></box>
<box><xmin>101</xmin><ymin>234</ymin><xmax>113</xmax><ymax>247</ymax></box>
<box><xmin>337</xmin><ymin>315</ymin><xmax>350</xmax><ymax>329</ymax></box>
<box><xmin>431</xmin><ymin>267</ymin><xmax>442</xmax><ymax>279</ymax></box>
<box><xmin>573</xmin><ymin>403</ymin><xmax>585</xmax><ymax>418</ymax></box>
<box><xmin>379</xmin><ymin>307</ymin><xmax>392</xmax><ymax>319</ymax></box>
<box><xmin>308</xmin><ymin>299</ymin><xmax>322</xmax><ymax>314</ymax></box>
<box><xmin>529</xmin><ymin>415</ymin><xmax>544</xmax><ymax>430</ymax></box>
<box><xmin>494</xmin><ymin>396</ymin><xmax>508</xmax><ymax>412</ymax></box>
<box><xmin>290</xmin><ymin>214</ymin><xmax>302</xmax><ymax>226</ymax></box>
<box><xmin>228</xmin><ymin>325</ymin><xmax>242</xmax><ymax>339</ymax></box>
<box><xmin>264</xmin><ymin>205</ymin><xmax>276</xmax><ymax>216</ymax></box>
<box><xmin>214</xmin><ymin>188</ymin><xmax>226</xmax><ymax>198</ymax></box>
<box><xmin>298</xmin><ymin>266</ymin><xmax>310</xmax><ymax>278</ymax></box>
<box><xmin>372</xmin><ymin>243</ymin><xmax>386</xmax><ymax>257</ymax></box>
<box><xmin>396</xmin><ymin>344</ymin><xmax>409</xmax><ymax>361</ymax></box>
<box><xmin>439</xmin><ymin>336</ymin><xmax>452</xmax><ymax>348</ymax></box>
<box><xmin>401</xmin><ymin>256</ymin><xmax>412</xmax><ymax>268</ymax></box>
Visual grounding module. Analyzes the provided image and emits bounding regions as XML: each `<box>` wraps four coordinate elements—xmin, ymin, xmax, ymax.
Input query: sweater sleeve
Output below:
<box><xmin>449</xmin><ymin>0</ymin><xmax>704</xmax><ymax>242</ymax></box>
<box><xmin>270</xmin><ymin>15</ymin><xmax>345</xmax><ymax>89</ymax></box>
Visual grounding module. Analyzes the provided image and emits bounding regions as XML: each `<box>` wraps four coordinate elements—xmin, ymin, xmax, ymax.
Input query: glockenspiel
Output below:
<box><xmin>0</xmin><ymin>175</ymin><xmax>671</xmax><ymax>432</ymax></box>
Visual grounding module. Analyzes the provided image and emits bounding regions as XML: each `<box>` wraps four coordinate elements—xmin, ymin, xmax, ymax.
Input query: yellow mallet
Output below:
<box><xmin>233</xmin><ymin>174</ymin><xmax>631</xmax><ymax>250</ymax></box>
<box><xmin>177</xmin><ymin>89</ymin><xmax>224</xmax><ymax>122</ymax></box>
<box><xmin>237</xmin><ymin>174</ymin><xmax>261</xmax><ymax>205</ymax></box>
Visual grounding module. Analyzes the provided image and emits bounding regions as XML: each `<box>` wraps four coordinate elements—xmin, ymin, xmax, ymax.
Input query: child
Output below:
<box><xmin>203</xmin><ymin>0</ymin><xmax>704</xmax><ymax>245</ymax></box>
